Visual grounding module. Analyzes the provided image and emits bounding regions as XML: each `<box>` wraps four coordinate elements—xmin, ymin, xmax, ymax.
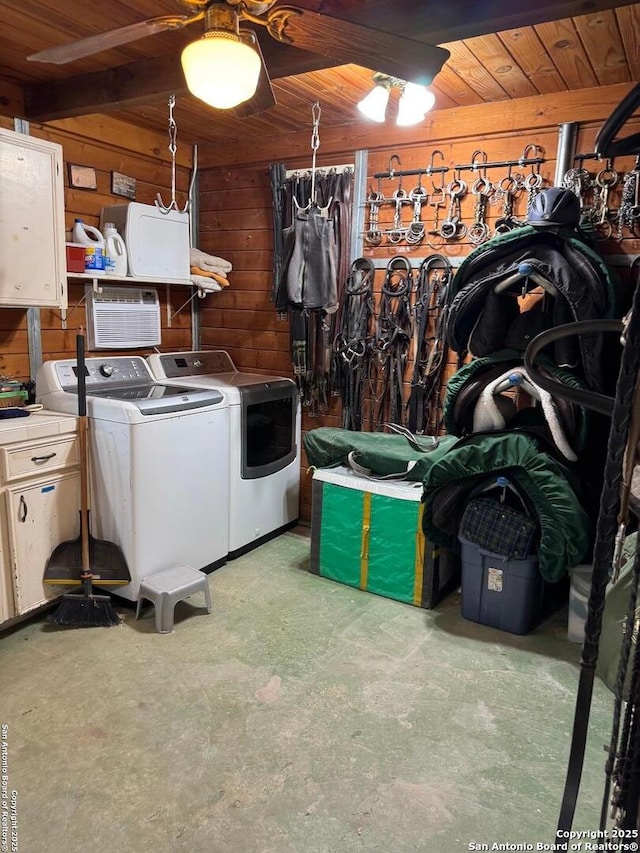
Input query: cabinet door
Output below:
<box><xmin>6</xmin><ymin>473</ymin><xmax>80</xmax><ymax>615</ymax></box>
<box><xmin>0</xmin><ymin>128</ymin><xmax>67</xmax><ymax>308</ymax></box>
<box><xmin>0</xmin><ymin>506</ymin><xmax>14</xmax><ymax>625</ymax></box>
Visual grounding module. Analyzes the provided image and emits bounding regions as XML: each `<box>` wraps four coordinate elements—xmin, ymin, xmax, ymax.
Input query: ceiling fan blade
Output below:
<box><xmin>27</xmin><ymin>15</ymin><xmax>191</xmax><ymax>65</ymax></box>
<box><xmin>231</xmin><ymin>35</ymin><xmax>276</xmax><ymax>118</ymax></box>
<box><xmin>273</xmin><ymin>9</ymin><xmax>450</xmax><ymax>85</ymax></box>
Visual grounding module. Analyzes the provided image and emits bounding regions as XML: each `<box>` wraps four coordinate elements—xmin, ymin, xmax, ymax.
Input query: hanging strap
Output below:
<box><xmin>334</xmin><ymin>258</ymin><xmax>375</xmax><ymax>431</ymax></box>
<box><xmin>407</xmin><ymin>254</ymin><xmax>452</xmax><ymax>433</ymax></box>
<box><xmin>600</xmin><ymin>376</ymin><xmax>640</xmax><ymax>828</ymax></box>
<box><xmin>270</xmin><ymin>163</ymin><xmax>287</xmax><ymax>305</ymax></box>
<box><xmin>556</xmin><ymin>274</ymin><xmax>640</xmax><ymax>844</ymax></box>
<box><xmin>373</xmin><ymin>257</ymin><xmax>413</xmax><ymax>429</ymax></box>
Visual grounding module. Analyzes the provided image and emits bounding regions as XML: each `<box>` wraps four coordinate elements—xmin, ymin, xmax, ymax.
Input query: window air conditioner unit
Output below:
<box><xmin>85</xmin><ymin>286</ymin><xmax>161</xmax><ymax>350</ymax></box>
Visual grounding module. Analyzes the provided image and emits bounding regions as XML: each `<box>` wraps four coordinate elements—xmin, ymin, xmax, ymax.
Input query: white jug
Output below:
<box><xmin>103</xmin><ymin>222</ymin><xmax>128</xmax><ymax>277</ymax></box>
<box><xmin>72</xmin><ymin>219</ymin><xmax>106</xmax><ymax>275</ymax></box>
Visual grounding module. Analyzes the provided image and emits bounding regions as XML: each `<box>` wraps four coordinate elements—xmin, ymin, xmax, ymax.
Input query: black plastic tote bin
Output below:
<box><xmin>458</xmin><ymin>536</ymin><xmax>544</xmax><ymax>635</ymax></box>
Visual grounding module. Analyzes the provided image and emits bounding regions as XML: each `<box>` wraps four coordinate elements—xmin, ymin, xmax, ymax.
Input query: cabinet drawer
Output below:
<box><xmin>2</xmin><ymin>436</ymin><xmax>79</xmax><ymax>482</ymax></box>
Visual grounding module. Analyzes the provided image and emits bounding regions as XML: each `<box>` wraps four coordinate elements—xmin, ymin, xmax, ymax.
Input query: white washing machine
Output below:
<box><xmin>147</xmin><ymin>350</ymin><xmax>301</xmax><ymax>558</ymax></box>
<box><xmin>36</xmin><ymin>356</ymin><xmax>230</xmax><ymax>600</ymax></box>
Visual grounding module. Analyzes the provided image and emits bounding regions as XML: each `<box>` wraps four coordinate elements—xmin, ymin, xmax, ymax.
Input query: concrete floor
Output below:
<box><xmin>2</xmin><ymin>530</ymin><xmax>614</xmax><ymax>853</ymax></box>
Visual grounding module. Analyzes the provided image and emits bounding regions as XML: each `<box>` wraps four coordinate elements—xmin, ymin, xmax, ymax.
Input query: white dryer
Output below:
<box><xmin>147</xmin><ymin>350</ymin><xmax>301</xmax><ymax>558</ymax></box>
<box><xmin>36</xmin><ymin>356</ymin><xmax>230</xmax><ymax>600</ymax></box>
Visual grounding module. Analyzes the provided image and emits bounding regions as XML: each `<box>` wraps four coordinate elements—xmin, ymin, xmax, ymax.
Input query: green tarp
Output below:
<box><xmin>304</xmin><ymin>428</ymin><xmax>458</xmax><ymax>481</ymax></box>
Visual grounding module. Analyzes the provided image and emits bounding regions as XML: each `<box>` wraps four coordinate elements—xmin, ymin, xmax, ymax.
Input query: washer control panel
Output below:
<box><xmin>54</xmin><ymin>357</ymin><xmax>153</xmax><ymax>390</ymax></box>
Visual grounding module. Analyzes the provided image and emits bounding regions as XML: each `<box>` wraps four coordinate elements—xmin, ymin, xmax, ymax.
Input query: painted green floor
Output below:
<box><xmin>2</xmin><ymin>531</ymin><xmax>614</xmax><ymax>853</ymax></box>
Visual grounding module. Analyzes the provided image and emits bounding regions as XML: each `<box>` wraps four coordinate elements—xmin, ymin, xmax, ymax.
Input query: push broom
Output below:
<box><xmin>45</xmin><ymin>333</ymin><xmax>130</xmax><ymax>627</ymax></box>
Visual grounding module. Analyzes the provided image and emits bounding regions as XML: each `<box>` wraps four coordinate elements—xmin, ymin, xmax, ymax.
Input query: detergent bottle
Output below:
<box><xmin>72</xmin><ymin>219</ymin><xmax>106</xmax><ymax>275</ymax></box>
<box><xmin>102</xmin><ymin>222</ymin><xmax>128</xmax><ymax>277</ymax></box>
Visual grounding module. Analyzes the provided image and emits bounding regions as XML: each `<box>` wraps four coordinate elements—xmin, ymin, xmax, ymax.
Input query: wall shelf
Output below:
<box><xmin>66</xmin><ymin>273</ymin><xmax>192</xmax><ymax>287</ymax></box>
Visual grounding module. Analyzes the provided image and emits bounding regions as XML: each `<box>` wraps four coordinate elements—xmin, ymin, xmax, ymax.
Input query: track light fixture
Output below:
<box><xmin>357</xmin><ymin>73</ymin><xmax>435</xmax><ymax>126</ymax></box>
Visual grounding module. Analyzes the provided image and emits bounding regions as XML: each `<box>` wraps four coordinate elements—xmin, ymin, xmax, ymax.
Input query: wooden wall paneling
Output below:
<box><xmin>48</xmin><ymin>115</ymin><xmax>193</xmax><ymax>167</ymax></box>
<box><xmin>197</xmin><ymin>154</ymin><xmax>353</xmax><ymax>385</ymax></box>
<box><xmin>0</xmin><ymin>317</ymin><xmax>29</xmax><ymax>383</ymax></box>
<box><xmin>198</xmin><ymin>165</ymin><xmax>280</xmax><ymax>373</ymax></box>
<box><xmin>205</xmin><ymin>290</ymin><xmax>274</xmax><ymax>312</ymax></box>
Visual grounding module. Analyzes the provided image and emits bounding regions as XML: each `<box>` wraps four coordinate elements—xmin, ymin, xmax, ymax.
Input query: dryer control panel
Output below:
<box><xmin>151</xmin><ymin>350</ymin><xmax>236</xmax><ymax>379</ymax></box>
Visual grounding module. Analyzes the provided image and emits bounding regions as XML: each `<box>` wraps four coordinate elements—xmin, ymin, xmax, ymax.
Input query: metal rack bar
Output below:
<box><xmin>372</xmin><ymin>166</ymin><xmax>449</xmax><ymax>180</ymax></box>
<box><xmin>453</xmin><ymin>156</ymin><xmax>546</xmax><ymax>171</ymax></box>
<box><xmin>573</xmin><ymin>152</ymin><xmax>607</xmax><ymax>162</ymax></box>
<box><xmin>285</xmin><ymin>163</ymin><xmax>354</xmax><ymax>178</ymax></box>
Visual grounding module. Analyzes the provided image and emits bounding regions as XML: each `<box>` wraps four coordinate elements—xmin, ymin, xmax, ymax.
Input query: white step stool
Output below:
<box><xmin>135</xmin><ymin>566</ymin><xmax>212</xmax><ymax>634</ymax></box>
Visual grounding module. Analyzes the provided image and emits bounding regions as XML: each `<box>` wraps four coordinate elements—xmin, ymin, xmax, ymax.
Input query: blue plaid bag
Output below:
<box><xmin>459</xmin><ymin>497</ymin><xmax>537</xmax><ymax>559</ymax></box>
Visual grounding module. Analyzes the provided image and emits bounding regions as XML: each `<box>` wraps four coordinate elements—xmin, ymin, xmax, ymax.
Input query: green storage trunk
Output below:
<box><xmin>310</xmin><ymin>466</ymin><xmax>458</xmax><ymax>609</ymax></box>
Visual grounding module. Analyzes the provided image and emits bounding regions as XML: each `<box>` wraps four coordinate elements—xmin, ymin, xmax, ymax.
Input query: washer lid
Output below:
<box><xmin>79</xmin><ymin>382</ymin><xmax>224</xmax><ymax>415</ymax></box>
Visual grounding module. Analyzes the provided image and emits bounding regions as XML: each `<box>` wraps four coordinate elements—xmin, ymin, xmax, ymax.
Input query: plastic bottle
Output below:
<box><xmin>72</xmin><ymin>219</ymin><xmax>106</xmax><ymax>275</ymax></box>
<box><xmin>102</xmin><ymin>222</ymin><xmax>128</xmax><ymax>277</ymax></box>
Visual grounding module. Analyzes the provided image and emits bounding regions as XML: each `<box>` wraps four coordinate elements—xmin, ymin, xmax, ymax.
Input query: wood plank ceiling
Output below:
<box><xmin>0</xmin><ymin>0</ymin><xmax>638</xmax><ymax>146</ymax></box>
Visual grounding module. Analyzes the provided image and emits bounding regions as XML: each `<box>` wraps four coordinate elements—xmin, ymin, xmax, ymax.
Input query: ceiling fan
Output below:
<box><xmin>27</xmin><ymin>0</ymin><xmax>450</xmax><ymax>118</ymax></box>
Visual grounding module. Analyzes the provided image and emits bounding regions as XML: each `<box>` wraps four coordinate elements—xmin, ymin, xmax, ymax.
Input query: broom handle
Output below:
<box><xmin>76</xmin><ymin>334</ymin><xmax>91</xmax><ymax>578</ymax></box>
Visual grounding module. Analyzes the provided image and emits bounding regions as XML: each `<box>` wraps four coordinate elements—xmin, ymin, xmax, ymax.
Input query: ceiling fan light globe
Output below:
<box><xmin>357</xmin><ymin>84</ymin><xmax>390</xmax><ymax>122</ymax></box>
<box><xmin>396</xmin><ymin>83</ymin><xmax>435</xmax><ymax>126</ymax></box>
<box><xmin>181</xmin><ymin>32</ymin><xmax>261</xmax><ymax>109</ymax></box>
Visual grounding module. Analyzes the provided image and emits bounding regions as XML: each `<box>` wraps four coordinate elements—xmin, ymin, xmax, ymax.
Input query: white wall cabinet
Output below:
<box><xmin>0</xmin><ymin>127</ymin><xmax>67</xmax><ymax>309</ymax></box>
<box><xmin>0</xmin><ymin>413</ymin><xmax>79</xmax><ymax>629</ymax></box>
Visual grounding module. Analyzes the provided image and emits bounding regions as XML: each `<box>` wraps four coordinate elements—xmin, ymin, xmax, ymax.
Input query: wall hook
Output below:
<box><xmin>471</xmin><ymin>149</ymin><xmax>488</xmax><ymax>176</ymax></box>
<box><xmin>388</xmin><ymin>154</ymin><xmax>401</xmax><ymax>178</ymax></box>
<box><xmin>427</xmin><ymin>149</ymin><xmax>446</xmax><ymax>190</ymax></box>
<box><xmin>519</xmin><ymin>143</ymin><xmax>544</xmax><ymax>166</ymax></box>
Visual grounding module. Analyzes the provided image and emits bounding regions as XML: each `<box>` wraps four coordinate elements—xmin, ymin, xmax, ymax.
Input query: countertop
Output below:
<box><xmin>0</xmin><ymin>410</ymin><xmax>77</xmax><ymax>446</ymax></box>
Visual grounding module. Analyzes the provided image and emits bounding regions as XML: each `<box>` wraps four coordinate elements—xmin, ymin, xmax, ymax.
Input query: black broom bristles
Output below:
<box><xmin>50</xmin><ymin>591</ymin><xmax>121</xmax><ymax>628</ymax></box>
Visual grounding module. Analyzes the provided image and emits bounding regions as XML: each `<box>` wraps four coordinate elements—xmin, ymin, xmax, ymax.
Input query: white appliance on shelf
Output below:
<box><xmin>147</xmin><ymin>350</ymin><xmax>301</xmax><ymax>558</ymax></box>
<box><xmin>99</xmin><ymin>202</ymin><xmax>190</xmax><ymax>282</ymax></box>
<box><xmin>36</xmin><ymin>356</ymin><xmax>230</xmax><ymax>601</ymax></box>
<box><xmin>85</xmin><ymin>285</ymin><xmax>161</xmax><ymax>349</ymax></box>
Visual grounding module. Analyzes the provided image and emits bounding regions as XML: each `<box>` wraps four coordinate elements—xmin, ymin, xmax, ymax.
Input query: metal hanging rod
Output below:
<box><xmin>285</xmin><ymin>163</ymin><xmax>354</xmax><ymax>179</ymax></box>
<box><xmin>573</xmin><ymin>151</ymin><xmax>611</xmax><ymax>163</ymax></box>
<box><xmin>372</xmin><ymin>165</ymin><xmax>449</xmax><ymax>180</ymax></box>
<box><xmin>453</xmin><ymin>156</ymin><xmax>546</xmax><ymax>172</ymax></box>
<box><xmin>373</xmin><ymin>157</ymin><xmax>546</xmax><ymax>181</ymax></box>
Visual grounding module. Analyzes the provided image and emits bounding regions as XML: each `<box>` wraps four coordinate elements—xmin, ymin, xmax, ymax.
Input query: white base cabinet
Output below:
<box><xmin>6</xmin><ymin>473</ymin><xmax>79</xmax><ymax>615</ymax></box>
<box><xmin>0</xmin><ymin>413</ymin><xmax>79</xmax><ymax>629</ymax></box>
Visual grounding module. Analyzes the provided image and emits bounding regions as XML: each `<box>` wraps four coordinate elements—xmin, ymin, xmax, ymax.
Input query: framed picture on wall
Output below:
<box><xmin>68</xmin><ymin>163</ymin><xmax>97</xmax><ymax>191</ymax></box>
<box><xmin>111</xmin><ymin>171</ymin><xmax>136</xmax><ymax>200</ymax></box>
